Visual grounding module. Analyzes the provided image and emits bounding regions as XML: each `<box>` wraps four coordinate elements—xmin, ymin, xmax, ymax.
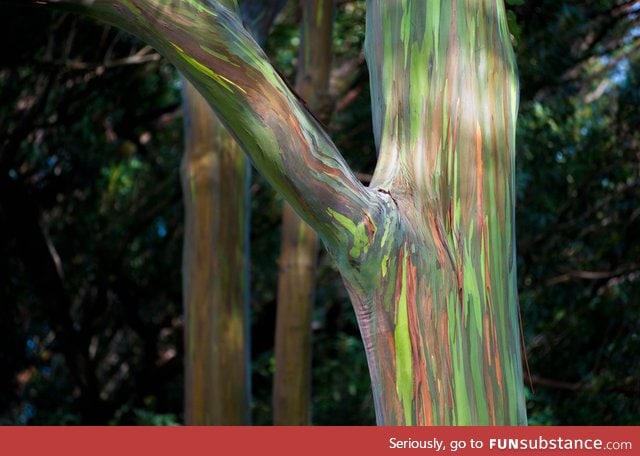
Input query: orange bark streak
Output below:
<box><xmin>428</xmin><ymin>215</ymin><xmax>449</xmax><ymax>267</ymax></box>
<box><xmin>491</xmin><ymin>318</ymin><xmax>503</xmax><ymax>389</ymax></box>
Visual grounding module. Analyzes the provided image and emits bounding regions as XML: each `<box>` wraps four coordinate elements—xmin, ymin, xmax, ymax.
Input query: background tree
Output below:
<box><xmin>273</xmin><ymin>0</ymin><xmax>334</xmax><ymax>426</ymax></box>
<box><xmin>180</xmin><ymin>0</ymin><xmax>285</xmax><ymax>425</ymax></box>
<box><xmin>0</xmin><ymin>7</ymin><xmax>184</xmax><ymax>423</ymax></box>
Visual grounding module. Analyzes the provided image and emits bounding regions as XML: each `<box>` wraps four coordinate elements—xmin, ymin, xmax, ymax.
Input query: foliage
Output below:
<box><xmin>513</xmin><ymin>0</ymin><xmax>640</xmax><ymax>424</ymax></box>
<box><xmin>0</xmin><ymin>7</ymin><xmax>184</xmax><ymax>424</ymax></box>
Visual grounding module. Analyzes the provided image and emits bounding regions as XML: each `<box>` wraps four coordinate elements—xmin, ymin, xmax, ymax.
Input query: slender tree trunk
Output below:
<box><xmin>26</xmin><ymin>0</ymin><xmax>527</xmax><ymax>425</ymax></box>
<box><xmin>181</xmin><ymin>0</ymin><xmax>284</xmax><ymax>424</ymax></box>
<box><xmin>273</xmin><ymin>0</ymin><xmax>334</xmax><ymax>426</ymax></box>
<box><xmin>181</xmin><ymin>79</ymin><xmax>251</xmax><ymax>424</ymax></box>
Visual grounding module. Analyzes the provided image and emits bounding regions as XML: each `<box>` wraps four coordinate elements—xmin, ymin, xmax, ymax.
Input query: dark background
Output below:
<box><xmin>0</xmin><ymin>0</ymin><xmax>638</xmax><ymax>424</ymax></box>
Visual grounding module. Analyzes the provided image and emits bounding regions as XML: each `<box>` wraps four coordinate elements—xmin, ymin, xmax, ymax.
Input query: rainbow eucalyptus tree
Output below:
<box><xmin>182</xmin><ymin>78</ymin><xmax>253</xmax><ymax>424</ymax></box>
<box><xmin>180</xmin><ymin>0</ymin><xmax>284</xmax><ymax>425</ymax></box>
<box><xmin>20</xmin><ymin>0</ymin><xmax>527</xmax><ymax>424</ymax></box>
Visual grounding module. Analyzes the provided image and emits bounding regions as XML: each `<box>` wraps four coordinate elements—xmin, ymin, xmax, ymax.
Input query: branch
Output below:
<box><xmin>37</xmin><ymin>52</ymin><xmax>162</xmax><ymax>70</ymax></box>
<box><xmin>524</xmin><ymin>372</ymin><xmax>640</xmax><ymax>395</ymax></box>
<box><xmin>545</xmin><ymin>265</ymin><xmax>639</xmax><ymax>286</ymax></box>
<box><xmin>524</xmin><ymin>373</ymin><xmax>583</xmax><ymax>392</ymax></box>
<box><xmin>24</xmin><ymin>0</ymin><xmax>381</xmax><ymax>253</ymax></box>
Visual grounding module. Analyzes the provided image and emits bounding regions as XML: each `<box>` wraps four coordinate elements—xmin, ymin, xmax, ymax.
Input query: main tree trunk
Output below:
<box><xmin>332</xmin><ymin>0</ymin><xmax>526</xmax><ymax>424</ymax></box>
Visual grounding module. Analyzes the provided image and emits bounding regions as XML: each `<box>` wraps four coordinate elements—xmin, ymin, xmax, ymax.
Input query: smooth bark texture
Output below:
<box><xmin>273</xmin><ymin>0</ymin><xmax>335</xmax><ymax>425</ymax></box>
<box><xmin>181</xmin><ymin>0</ymin><xmax>284</xmax><ymax>424</ymax></box>
<box><xmin>181</xmin><ymin>79</ymin><xmax>250</xmax><ymax>424</ymax></box>
<box><xmin>273</xmin><ymin>204</ymin><xmax>317</xmax><ymax>424</ymax></box>
<box><xmin>28</xmin><ymin>0</ymin><xmax>527</xmax><ymax>424</ymax></box>
<box><xmin>361</xmin><ymin>0</ymin><xmax>525</xmax><ymax>424</ymax></box>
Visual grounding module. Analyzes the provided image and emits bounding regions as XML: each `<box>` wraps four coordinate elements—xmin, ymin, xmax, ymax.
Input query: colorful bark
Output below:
<box><xmin>273</xmin><ymin>0</ymin><xmax>334</xmax><ymax>425</ymax></box>
<box><xmin>29</xmin><ymin>0</ymin><xmax>527</xmax><ymax>425</ymax></box>
<box><xmin>35</xmin><ymin>0</ymin><xmax>373</xmax><ymax>249</ymax></box>
<box><xmin>360</xmin><ymin>0</ymin><xmax>525</xmax><ymax>424</ymax></box>
<box><xmin>181</xmin><ymin>0</ymin><xmax>284</xmax><ymax>424</ymax></box>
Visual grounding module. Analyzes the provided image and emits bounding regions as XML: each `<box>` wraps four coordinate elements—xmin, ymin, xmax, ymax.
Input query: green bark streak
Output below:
<box><xmin>394</xmin><ymin>249</ymin><xmax>413</xmax><ymax>425</ymax></box>
<box><xmin>327</xmin><ymin>208</ymin><xmax>371</xmax><ymax>259</ymax></box>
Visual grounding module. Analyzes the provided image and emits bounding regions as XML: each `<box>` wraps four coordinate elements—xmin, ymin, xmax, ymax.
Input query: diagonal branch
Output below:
<box><xmin>27</xmin><ymin>0</ymin><xmax>382</xmax><ymax>253</ymax></box>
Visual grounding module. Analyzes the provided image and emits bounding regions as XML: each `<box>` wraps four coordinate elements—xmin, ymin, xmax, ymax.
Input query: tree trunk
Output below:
<box><xmin>27</xmin><ymin>0</ymin><xmax>527</xmax><ymax>425</ymax></box>
<box><xmin>356</xmin><ymin>0</ymin><xmax>525</xmax><ymax>424</ymax></box>
<box><xmin>181</xmin><ymin>0</ymin><xmax>284</xmax><ymax>424</ymax></box>
<box><xmin>273</xmin><ymin>0</ymin><xmax>334</xmax><ymax>426</ymax></box>
<box><xmin>181</xmin><ymin>79</ymin><xmax>251</xmax><ymax>424</ymax></box>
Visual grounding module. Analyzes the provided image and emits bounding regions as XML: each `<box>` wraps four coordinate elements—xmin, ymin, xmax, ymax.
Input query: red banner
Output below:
<box><xmin>0</xmin><ymin>426</ymin><xmax>637</xmax><ymax>456</ymax></box>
